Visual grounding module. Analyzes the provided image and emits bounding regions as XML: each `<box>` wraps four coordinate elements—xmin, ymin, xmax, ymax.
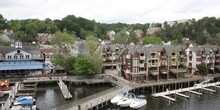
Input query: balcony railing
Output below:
<box><xmin>151</xmin><ymin>63</ymin><xmax>158</xmax><ymax>67</ymax></box>
<box><xmin>179</xmin><ymin>55</ymin><xmax>185</xmax><ymax>58</ymax></box>
<box><xmin>150</xmin><ymin>71</ymin><xmax>159</xmax><ymax>75</ymax></box>
<box><xmin>161</xmin><ymin>62</ymin><xmax>167</xmax><ymax>66</ymax></box>
<box><xmin>160</xmin><ymin>56</ymin><xmax>167</xmax><ymax>59</ymax></box>
<box><xmin>109</xmin><ymin>56</ymin><xmax>116</xmax><ymax>60</ymax></box>
<box><xmin>124</xmin><ymin>69</ymin><xmax>130</xmax><ymax>73</ymax></box>
<box><xmin>126</xmin><ymin>55</ymin><xmax>130</xmax><ymax>59</ymax></box>
<box><xmin>140</xmin><ymin>56</ymin><xmax>145</xmax><ymax>60</ymax></box>
<box><xmin>171</xmin><ymin>62</ymin><xmax>177</xmax><ymax>66</ymax></box>
<box><xmin>216</xmin><ymin>54</ymin><xmax>220</xmax><ymax>57</ymax></box>
<box><xmin>215</xmin><ymin>59</ymin><xmax>220</xmax><ymax>63</ymax></box>
<box><xmin>178</xmin><ymin>68</ymin><xmax>186</xmax><ymax>73</ymax></box>
<box><xmin>151</xmin><ymin>56</ymin><xmax>157</xmax><ymax>59</ymax></box>
<box><xmin>160</xmin><ymin>69</ymin><xmax>168</xmax><ymax>74</ymax></box>
<box><xmin>139</xmin><ymin>63</ymin><xmax>145</xmax><ymax>67</ymax></box>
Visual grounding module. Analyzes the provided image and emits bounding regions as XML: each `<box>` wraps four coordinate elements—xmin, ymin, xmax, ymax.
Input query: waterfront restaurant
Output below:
<box><xmin>0</xmin><ymin>41</ymin><xmax>52</xmax><ymax>77</ymax></box>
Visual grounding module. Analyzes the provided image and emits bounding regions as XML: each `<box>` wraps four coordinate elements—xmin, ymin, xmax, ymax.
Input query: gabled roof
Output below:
<box><xmin>0</xmin><ymin>46</ymin><xmax>40</xmax><ymax>55</ymax></box>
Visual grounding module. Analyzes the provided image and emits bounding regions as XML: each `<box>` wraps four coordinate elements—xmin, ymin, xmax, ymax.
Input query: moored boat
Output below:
<box><xmin>111</xmin><ymin>90</ymin><xmax>128</xmax><ymax>104</ymax></box>
<box><xmin>117</xmin><ymin>93</ymin><xmax>136</xmax><ymax>107</ymax></box>
<box><xmin>129</xmin><ymin>95</ymin><xmax>147</xmax><ymax>109</ymax></box>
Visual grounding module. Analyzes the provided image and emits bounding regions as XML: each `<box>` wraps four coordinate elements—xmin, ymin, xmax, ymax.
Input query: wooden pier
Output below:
<box><xmin>53</xmin><ymin>74</ymin><xmax>133</xmax><ymax>110</ymax></box>
<box><xmin>152</xmin><ymin>81</ymin><xmax>220</xmax><ymax>101</ymax></box>
<box><xmin>1</xmin><ymin>82</ymin><xmax>19</xmax><ymax>110</ymax></box>
<box><xmin>58</xmin><ymin>80</ymin><xmax>72</xmax><ymax>99</ymax></box>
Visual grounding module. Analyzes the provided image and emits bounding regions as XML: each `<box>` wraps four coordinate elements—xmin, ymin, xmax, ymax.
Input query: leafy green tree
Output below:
<box><xmin>51</xmin><ymin>31</ymin><xmax>77</xmax><ymax>74</ymax></box>
<box><xmin>0</xmin><ymin>14</ymin><xmax>7</xmax><ymax>30</ymax></box>
<box><xmin>74</xmin><ymin>56</ymin><xmax>95</xmax><ymax>76</ymax></box>
<box><xmin>86</xmin><ymin>35</ymin><xmax>103</xmax><ymax>74</ymax></box>
<box><xmin>197</xmin><ymin>63</ymin><xmax>208</xmax><ymax>76</ymax></box>
<box><xmin>143</xmin><ymin>35</ymin><xmax>162</xmax><ymax>45</ymax></box>
<box><xmin>51</xmin><ymin>31</ymin><xmax>76</xmax><ymax>58</ymax></box>
<box><xmin>0</xmin><ymin>37</ymin><xmax>10</xmax><ymax>46</ymax></box>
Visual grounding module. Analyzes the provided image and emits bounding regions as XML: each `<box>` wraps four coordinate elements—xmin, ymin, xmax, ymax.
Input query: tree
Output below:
<box><xmin>0</xmin><ymin>14</ymin><xmax>7</xmax><ymax>30</ymax></box>
<box><xmin>85</xmin><ymin>35</ymin><xmax>103</xmax><ymax>74</ymax></box>
<box><xmin>51</xmin><ymin>31</ymin><xmax>76</xmax><ymax>58</ymax></box>
<box><xmin>74</xmin><ymin>56</ymin><xmax>95</xmax><ymax>76</ymax></box>
<box><xmin>143</xmin><ymin>35</ymin><xmax>162</xmax><ymax>45</ymax></box>
<box><xmin>51</xmin><ymin>31</ymin><xmax>77</xmax><ymax>73</ymax></box>
<box><xmin>197</xmin><ymin>63</ymin><xmax>208</xmax><ymax>76</ymax></box>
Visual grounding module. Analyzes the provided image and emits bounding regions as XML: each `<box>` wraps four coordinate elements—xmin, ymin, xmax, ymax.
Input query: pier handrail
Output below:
<box><xmin>53</xmin><ymin>85</ymin><xmax>121</xmax><ymax>110</ymax></box>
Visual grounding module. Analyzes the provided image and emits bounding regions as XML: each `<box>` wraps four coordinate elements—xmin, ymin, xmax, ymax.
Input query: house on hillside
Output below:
<box><xmin>36</xmin><ymin>33</ymin><xmax>54</xmax><ymax>44</ymax></box>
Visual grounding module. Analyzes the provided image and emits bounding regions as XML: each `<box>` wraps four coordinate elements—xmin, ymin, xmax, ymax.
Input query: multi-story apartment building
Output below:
<box><xmin>117</xmin><ymin>45</ymin><xmax>187</xmax><ymax>81</ymax></box>
<box><xmin>185</xmin><ymin>45</ymin><xmax>220</xmax><ymax>74</ymax></box>
<box><xmin>102</xmin><ymin>44</ymin><xmax>220</xmax><ymax>82</ymax></box>
<box><xmin>101</xmin><ymin>44</ymin><xmax>125</xmax><ymax>70</ymax></box>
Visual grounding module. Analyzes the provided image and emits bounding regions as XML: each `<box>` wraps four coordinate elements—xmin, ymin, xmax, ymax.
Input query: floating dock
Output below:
<box><xmin>152</xmin><ymin>81</ymin><xmax>220</xmax><ymax>101</ymax></box>
<box><xmin>58</xmin><ymin>80</ymin><xmax>72</xmax><ymax>99</ymax></box>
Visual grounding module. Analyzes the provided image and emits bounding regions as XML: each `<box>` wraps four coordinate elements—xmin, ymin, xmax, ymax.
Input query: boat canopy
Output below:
<box><xmin>119</xmin><ymin>90</ymin><xmax>128</xmax><ymax>95</ymax></box>
<box><xmin>137</xmin><ymin>95</ymin><xmax>146</xmax><ymax>99</ymax></box>
<box><xmin>128</xmin><ymin>93</ymin><xmax>136</xmax><ymax>98</ymax></box>
<box><xmin>17</xmin><ymin>99</ymin><xmax>33</xmax><ymax>106</ymax></box>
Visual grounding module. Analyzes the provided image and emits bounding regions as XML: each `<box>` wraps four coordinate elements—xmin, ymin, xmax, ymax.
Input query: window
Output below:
<box><xmin>189</xmin><ymin>56</ymin><xmax>192</xmax><ymax>60</ymax></box>
<box><xmin>26</xmin><ymin>55</ymin><xmax>30</xmax><ymax>59</ymax></box>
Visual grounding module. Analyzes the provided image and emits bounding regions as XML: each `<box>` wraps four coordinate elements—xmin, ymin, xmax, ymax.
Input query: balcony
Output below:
<box><xmin>160</xmin><ymin>56</ymin><xmax>167</xmax><ymax>59</ymax></box>
<box><xmin>126</xmin><ymin>55</ymin><xmax>130</xmax><ymax>59</ymax></box>
<box><xmin>109</xmin><ymin>56</ymin><xmax>116</xmax><ymax>60</ymax></box>
<box><xmin>160</xmin><ymin>69</ymin><xmax>168</xmax><ymax>74</ymax></box>
<box><xmin>138</xmin><ymin>71</ymin><xmax>146</xmax><ymax>74</ymax></box>
<box><xmin>161</xmin><ymin>62</ymin><xmax>167</xmax><ymax>66</ymax></box>
<box><xmin>151</xmin><ymin>63</ymin><xmax>158</xmax><ymax>67</ymax></box>
<box><xmin>171</xmin><ymin>55</ymin><xmax>177</xmax><ymax>59</ymax></box>
<box><xmin>179</xmin><ymin>55</ymin><xmax>185</xmax><ymax>58</ymax></box>
<box><xmin>188</xmin><ymin>65</ymin><xmax>192</xmax><ymax>68</ymax></box>
<box><xmin>139</xmin><ymin>63</ymin><xmax>145</xmax><ymax>67</ymax></box>
<box><xmin>151</xmin><ymin>56</ymin><xmax>157</xmax><ymax>59</ymax></box>
<box><xmin>202</xmin><ymin>54</ymin><xmax>206</xmax><ymax>57</ymax></box>
<box><xmin>140</xmin><ymin>56</ymin><xmax>145</xmax><ymax>60</ymax></box>
<box><xmin>216</xmin><ymin>54</ymin><xmax>220</xmax><ymax>57</ymax></box>
<box><xmin>150</xmin><ymin>71</ymin><xmax>159</xmax><ymax>75</ymax></box>
<box><xmin>125</xmin><ymin>69</ymin><xmax>130</xmax><ymax>73</ymax></box>
<box><xmin>180</xmin><ymin>62</ymin><xmax>185</xmax><ymax>65</ymax></box>
<box><xmin>171</xmin><ymin>62</ymin><xmax>177</xmax><ymax>66</ymax></box>
<box><xmin>216</xmin><ymin>59</ymin><xmax>220</xmax><ymax>63</ymax></box>
<box><xmin>178</xmin><ymin>68</ymin><xmax>186</xmax><ymax>73</ymax></box>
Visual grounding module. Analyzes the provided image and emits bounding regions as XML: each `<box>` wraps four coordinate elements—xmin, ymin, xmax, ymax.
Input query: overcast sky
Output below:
<box><xmin>0</xmin><ymin>0</ymin><xmax>220</xmax><ymax>23</ymax></box>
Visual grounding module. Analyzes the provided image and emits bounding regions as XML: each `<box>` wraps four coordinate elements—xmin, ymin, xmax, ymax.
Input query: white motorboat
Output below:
<box><xmin>117</xmin><ymin>93</ymin><xmax>136</xmax><ymax>107</ymax></box>
<box><xmin>10</xmin><ymin>105</ymin><xmax>37</xmax><ymax>110</ymax></box>
<box><xmin>111</xmin><ymin>90</ymin><xmax>128</xmax><ymax>104</ymax></box>
<box><xmin>129</xmin><ymin>95</ymin><xmax>147</xmax><ymax>109</ymax></box>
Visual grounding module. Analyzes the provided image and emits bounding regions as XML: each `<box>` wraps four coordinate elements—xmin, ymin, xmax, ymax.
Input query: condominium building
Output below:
<box><xmin>102</xmin><ymin>44</ymin><xmax>220</xmax><ymax>81</ymax></box>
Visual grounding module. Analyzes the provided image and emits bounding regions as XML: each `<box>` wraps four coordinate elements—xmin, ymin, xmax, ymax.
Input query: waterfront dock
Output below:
<box><xmin>152</xmin><ymin>81</ymin><xmax>220</xmax><ymax>101</ymax></box>
<box><xmin>1</xmin><ymin>82</ymin><xmax>19</xmax><ymax>110</ymax></box>
<box><xmin>53</xmin><ymin>73</ymin><xmax>133</xmax><ymax>110</ymax></box>
<box><xmin>58</xmin><ymin>79</ymin><xmax>72</xmax><ymax>99</ymax></box>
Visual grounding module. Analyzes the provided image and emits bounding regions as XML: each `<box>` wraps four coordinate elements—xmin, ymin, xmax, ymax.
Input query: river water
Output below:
<box><xmin>35</xmin><ymin>83</ymin><xmax>220</xmax><ymax>110</ymax></box>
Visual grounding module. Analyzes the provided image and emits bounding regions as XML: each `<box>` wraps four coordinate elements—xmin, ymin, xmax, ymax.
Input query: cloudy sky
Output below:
<box><xmin>0</xmin><ymin>0</ymin><xmax>220</xmax><ymax>23</ymax></box>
